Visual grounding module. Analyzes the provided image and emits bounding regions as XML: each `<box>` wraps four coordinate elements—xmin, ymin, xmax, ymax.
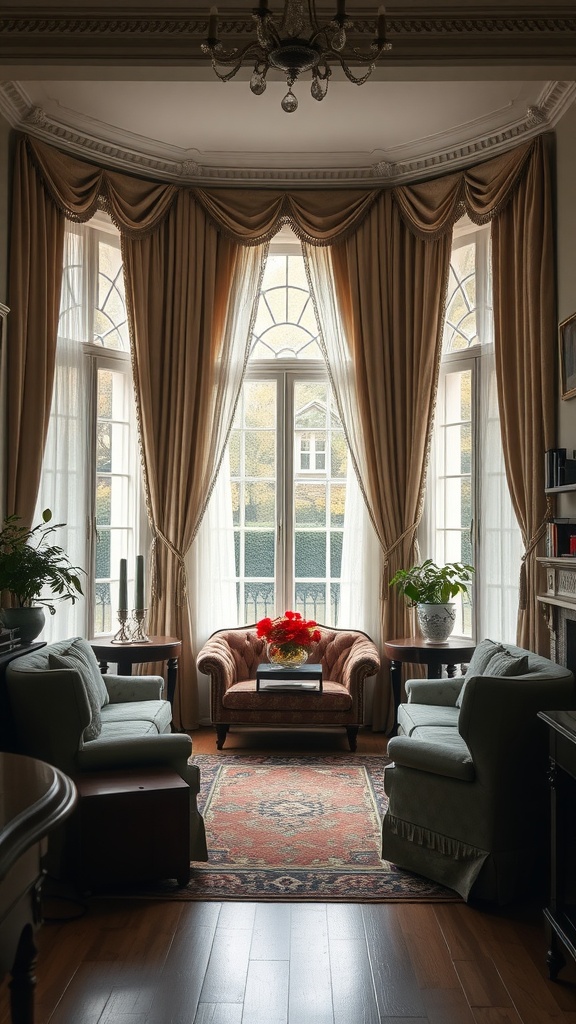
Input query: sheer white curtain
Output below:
<box><xmin>304</xmin><ymin>241</ymin><xmax>384</xmax><ymax>723</ymax></box>
<box><xmin>188</xmin><ymin>450</ymin><xmax>238</xmax><ymax>723</ymax></box>
<box><xmin>303</xmin><ymin>243</ymin><xmax>381</xmax><ymax>544</ymax></box>
<box><xmin>188</xmin><ymin>242</ymin><xmax>266</xmax><ymax>723</ymax></box>
<box><xmin>478</xmin><ymin>344</ymin><xmax>523</xmax><ymax>642</ymax></box>
<box><xmin>35</xmin><ymin>223</ymin><xmax>90</xmax><ymax>642</ymax></box>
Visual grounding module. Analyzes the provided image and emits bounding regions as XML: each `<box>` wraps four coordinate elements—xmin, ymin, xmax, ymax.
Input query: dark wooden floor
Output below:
<box><xmin>2</xmin><ymin>726</ymin><xmax>576</xmax><ymax>1024</ymax></box>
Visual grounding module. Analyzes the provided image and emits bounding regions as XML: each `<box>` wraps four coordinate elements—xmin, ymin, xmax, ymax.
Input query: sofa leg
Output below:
<box><xmin>216</xmin><ymin>725</ymin><xmax>229</xmax><ymax>750</ymax></box>
<box><xmin>346</xmin><ymin>727</ymin><xmax>358</xmax><ymax>752</ymax></box>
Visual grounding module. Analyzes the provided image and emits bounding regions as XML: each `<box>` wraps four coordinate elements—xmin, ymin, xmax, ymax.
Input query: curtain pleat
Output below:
<box><xmin>326</xmin><ymin>197</ymin><xmax>453</xmax><ymax>732</ymax></box>
<box><xmin>6</xmin><ymin>138</ymin><xmax>66</xmax><ymax>527</ymax></box>
<box><xmin>122</xmin><ymin>192</ymin><xmax>264</xmax><ymax>728</ymax></box>
<box><xmin>8</xmin><ymin>130</ymin><xmax>555</xmax><ymax>732</ymax></box>
<box><xmin>491</xmin><ymin>134</ymin><xmax>556</xmax><ymax>654</ymax></box>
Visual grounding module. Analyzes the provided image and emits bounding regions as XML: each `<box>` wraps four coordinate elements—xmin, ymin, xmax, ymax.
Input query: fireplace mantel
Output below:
<box><xmin>537</xmin><ymin>556</ymin><xmax>576</xmax><ymax>611</ymax></box>
<box><xmin>537</xmin><ymin>557</ymin><xmax>576</xmax><ymax>669</ymax></box>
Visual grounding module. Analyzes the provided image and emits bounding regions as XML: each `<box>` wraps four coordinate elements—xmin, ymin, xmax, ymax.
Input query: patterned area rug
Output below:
<box><xmin>148</xmin><ymin>753</ymin><xmax>459</xmax><ymax>902</ymax></box>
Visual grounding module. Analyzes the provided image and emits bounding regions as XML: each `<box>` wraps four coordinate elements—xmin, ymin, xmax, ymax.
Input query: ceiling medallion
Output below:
<box><xmin>201</xmin><ymin>0</ymin><xmax>392</xmax><ymax>113</ymax></box>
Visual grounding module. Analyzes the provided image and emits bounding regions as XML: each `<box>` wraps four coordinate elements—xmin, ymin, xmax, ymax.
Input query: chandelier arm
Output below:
<box><xmin>210</xmin><ymin>57</ymin><xmax>246</xmax><ymax>81</ymax></box>
<box><xmin>336</xmin><ymin>55</ymin><xmax>376</xmax><ymax>86</ymax></box>
<box><xmin>349</xmin><ymin>40</ymin><xmax>392</xmax><ymax>61</ymax></box>
<box><xmin>203</xmin><ymin>39</ymin><xmax>271</xmax><ymax>67</ymax></box>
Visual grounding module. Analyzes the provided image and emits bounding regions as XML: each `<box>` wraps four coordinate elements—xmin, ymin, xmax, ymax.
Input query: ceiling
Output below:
<box><xmin>0</xmin><ymin>3</ymin><xmax>575</xmax><ymax>186</ymax></box>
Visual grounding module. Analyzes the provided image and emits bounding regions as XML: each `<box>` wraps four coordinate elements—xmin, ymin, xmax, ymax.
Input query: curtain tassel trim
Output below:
<box><xmin>380</xmin><ymin>521</ymin><xmax>421</xmax><ymax>602</ymax></box>
<box><xmin>150</xmin><ymin>530</ymin><xmax>188</xmax><ymax>607</ymax></box>
<box><xmin>519</xmin><ymin>502</ymin><xmax>552</xmax><ymax>610</ymax></box>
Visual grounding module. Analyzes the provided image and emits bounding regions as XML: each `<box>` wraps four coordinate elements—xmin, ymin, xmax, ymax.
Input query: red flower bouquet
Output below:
<box><xmin>257</xmin><ymin>610</ymin><xmax>321</xmax><ymax>667</ymax></box>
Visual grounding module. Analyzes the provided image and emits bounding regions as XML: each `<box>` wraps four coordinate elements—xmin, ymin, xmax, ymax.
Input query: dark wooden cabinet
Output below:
<box><xmin>539</xmin><ymin>710</ymin><xmax>576</xmax><ymax>979</ymax></box>
<box><xmin>74</xmin><ymin>768</ymin><xmax>191</xmax><ymax>889</ymax></box>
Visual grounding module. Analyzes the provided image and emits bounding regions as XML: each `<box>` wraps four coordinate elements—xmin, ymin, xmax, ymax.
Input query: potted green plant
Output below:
<box><xmin>0</xmin><ymin>508</ymin><xmax>85</xmax><ymax>643</ymax></box>
<box><xmin>389</xmin><ymin>559</ymin><xmax>475</xmax><ymax>643</ymax></box>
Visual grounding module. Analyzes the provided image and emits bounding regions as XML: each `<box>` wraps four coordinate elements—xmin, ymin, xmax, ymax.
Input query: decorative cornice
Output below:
<box><xmin>0</xmin><ymin>6</ymin><xmax>575</xmax><ymax>61</ymax></box>
<box><xmin>0</xmin><ymin>79</ymin><xmax>574</xmax><ymax>188</ymax></box>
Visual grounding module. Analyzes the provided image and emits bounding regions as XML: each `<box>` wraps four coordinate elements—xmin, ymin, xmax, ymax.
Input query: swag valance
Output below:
<box><xmin>26</xmin><ymin>132</ymin><xmax>535</xmax><ymax>243</ymax></box>
<box><xmin>7</xmin><ymin>131</ymin><xmax>555</xmax><ymax>732</ymax></box>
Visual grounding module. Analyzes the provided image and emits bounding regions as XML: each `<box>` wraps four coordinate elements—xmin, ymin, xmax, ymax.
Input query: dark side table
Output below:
<box><xmin>89</xmin><ymin>636</ymin><xmax>182</xmax><ymax>709</ymax></box>
<box><xmin>384</xmin><ymin>636</ymin><xmax>476</xmax><ymax>735</ymax></box>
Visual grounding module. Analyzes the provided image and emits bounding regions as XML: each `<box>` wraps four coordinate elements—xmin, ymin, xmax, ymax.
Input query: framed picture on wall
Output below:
<box><xmin>560</xmin><ymin>311</ymin><xmax>576</xmax><ymax>400</ymax></box>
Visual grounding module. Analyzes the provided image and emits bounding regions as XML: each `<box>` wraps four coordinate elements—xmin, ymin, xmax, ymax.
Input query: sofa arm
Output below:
<box><xmin>77</xmin><ymin>735</ymin><xmax>208</xmax><ymax>861</ymax></box>
<box><xmin>104</xmin><ymin>674</ymin><xmax>165</xmax><ymax>703</ymax></box>
<box><xmin>338</xmin><ymin>636</ymin><xmax>380</xmax><ymax>690</ymax></box>
<box><xmin>77</xmin><ymin>732</ymin><xmax>193</xmax><ymax>775</ymax></box>
<box><xmin>387</xmin><ymin>735</ymin><xmax>475</xmax><ymax>781</ymax></box>
<box><xmin>7</xmin><ymin>668</ymin><xmax>91</xmax><ymax>775</ymax></box>
<box><xmin>197</xmin><ymin>630</ymin><xmax>264</xmax><ymax>692</ymax></box>
<box><xmin>405</xmin><ymin>678</ymin><xmax>463</xmax><ymax>706</ymax></box>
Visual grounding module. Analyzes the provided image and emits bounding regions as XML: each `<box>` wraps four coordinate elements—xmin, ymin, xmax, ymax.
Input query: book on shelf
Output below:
<box><xmin>545</xmin><ymin>448</ymin><xmax>576</xmax><ymax>488</ymax></box>
<box><xmin>546</xmin><ymin>519</ymin><xmax>576</xmax><ymax>558</ymax></box>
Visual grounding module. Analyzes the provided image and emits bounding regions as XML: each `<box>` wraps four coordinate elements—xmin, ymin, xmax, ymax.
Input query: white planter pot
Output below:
<box><xmin>416</xmin><ymin>602</ymin><xmax>456</xmax><ymax>644</ymax></box>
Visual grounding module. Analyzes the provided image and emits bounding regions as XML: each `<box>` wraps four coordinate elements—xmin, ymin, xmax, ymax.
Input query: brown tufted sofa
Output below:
<box><xmin>196</xmin><ymin>624</ymin><xmax>380</xmax><ymax>750</ymax></box>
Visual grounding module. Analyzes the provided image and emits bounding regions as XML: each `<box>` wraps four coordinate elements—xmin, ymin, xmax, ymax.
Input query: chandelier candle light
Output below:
<box><xmin>257</xmin><ymin>610</ymin><xmax>321</xmax><ymax>668</ymax></box>
<box><xmin>202</xmin><ymin>0</ymin><xmax>392</xmax><ymax>112</ymax></box>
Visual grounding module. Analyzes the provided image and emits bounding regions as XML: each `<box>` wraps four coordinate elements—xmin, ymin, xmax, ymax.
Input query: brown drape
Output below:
<box><xmin>7</xmin><ymin>132</ymin><xmax>554</xmax><ymax>732</ymax></box>
<box><xmin>491</xmin><ymin>134</ymin><xmax>556</xmax><ymax>654</ymax></box>
<box><xmin>328</xmin><ymin>137</ymin><xmax>554</xmax><ymax>729</ymax></box>
<box><xmin>330</xmin><ymin>195</ymin><xmax>452</xmax><ymax>732</ymax></box>
<box><xmin>6</xmin><ymin>140</ymin><xmax>66</xmax><ymax>525</ymax></box>
<box><xmin>121</xmin><ymin>192</ymin><xmax>240</xmax><ymax>728</ymax></box>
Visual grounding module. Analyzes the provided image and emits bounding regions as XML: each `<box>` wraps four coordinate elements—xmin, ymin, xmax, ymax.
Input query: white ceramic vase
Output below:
<box><xmin>416</xmin><ymin>602</ymin><xmax>456</xmax><ymax>644</ymax></box>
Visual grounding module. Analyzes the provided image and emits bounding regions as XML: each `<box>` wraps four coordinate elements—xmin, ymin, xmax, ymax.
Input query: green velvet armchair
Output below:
<box><xmin>382</xmin><ymin>640</ymin><xmax>576</xmax><ymax>903</ymax></box>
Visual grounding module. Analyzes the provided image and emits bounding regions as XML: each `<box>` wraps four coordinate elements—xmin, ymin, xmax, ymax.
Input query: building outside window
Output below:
<box><xmin>231</xmin><ymin>250</ymin><xmax>348</xmax><ymax>626</ymax></box>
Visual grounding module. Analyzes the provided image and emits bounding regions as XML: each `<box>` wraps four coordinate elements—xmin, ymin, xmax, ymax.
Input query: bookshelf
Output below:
<box><xmin>545</xmin><ymin>484</ymin><xmax>576</xmax><ymax>494</ymax></box>
<box><xmin>546</xmin><ymin>449</ymin><xmax>576</xmax><ymax>490</ymax></box>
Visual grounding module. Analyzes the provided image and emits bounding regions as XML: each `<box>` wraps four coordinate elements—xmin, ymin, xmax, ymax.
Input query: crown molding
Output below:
<box><xmin>0</xmin><ymin>6</ymin><xmax>575</xmax><ymax>63</ymax></box>
<box><xmin>0</xmin><ymin>78</ymin><xmax>574</xmax><ymax>187</ymax></box>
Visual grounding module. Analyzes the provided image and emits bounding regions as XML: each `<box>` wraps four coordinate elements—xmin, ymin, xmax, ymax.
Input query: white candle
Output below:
<box><xmin>119</xmin><ymin>559</ymin><xmax>128</xmax><ymax>615</ymax></box>
<box><xmin>377</xmin><ymin>4</ymin><xmax>386</xmax><ymax>38</ymax></box>
<box><xmin>135</xmin><ymin>555</ymin><xmax>145</xmax><ymax>613</ymax></box>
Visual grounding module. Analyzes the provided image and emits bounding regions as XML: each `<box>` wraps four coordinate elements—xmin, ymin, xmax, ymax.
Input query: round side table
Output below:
<box><xmin>89</xmin><ymin>636</ymin><xmax>182</xmax><ymax>709</ymax></box>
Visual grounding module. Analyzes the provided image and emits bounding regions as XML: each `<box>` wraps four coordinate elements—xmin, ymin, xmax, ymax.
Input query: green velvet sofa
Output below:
<box><xmin>382</xmin><ymin>640</ymin><xmax>576</xmax><ymax>903</ymax></box>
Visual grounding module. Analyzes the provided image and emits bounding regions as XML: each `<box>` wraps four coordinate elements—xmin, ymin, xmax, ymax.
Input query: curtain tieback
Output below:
<box><xmin>150</xmin><ymin>530</ymin><xmax>188</xmax><ymax>606</ymax></box>
<box><xmin>381</xmin><ymin>521</ymin><xmax>420</xmax><ymax>601</ymax></box>
<box><xmin>519</xmin><ymin>506</ymin><xmax>551</xmax><ymax>610</ymax></box>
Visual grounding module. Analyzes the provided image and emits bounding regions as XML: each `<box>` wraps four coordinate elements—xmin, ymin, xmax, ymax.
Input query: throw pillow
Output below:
<box><xmin>484</xmin><ymin>650</ymin><xmax>529</xmax><ymax>677</ymax></box>
<box><xmin>48</xmin><ymin>641</ymin><xmax>108</xmax><ymax>742</ymax></box>
<box><xmin>455</xmin><ymin>639</ymin><xmax>505</xmax><ymax>708</ymax></box>
<box><xmin>65</xmin><ymin>639</ymin><xmax>109</xmax><ymax>705</ymax></box>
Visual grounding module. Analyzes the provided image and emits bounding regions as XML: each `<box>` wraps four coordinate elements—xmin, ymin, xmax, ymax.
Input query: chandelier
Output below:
<box><xmin>201</xmin><ymin>0</ymin><xmax>392</xmax><ymax>113</ymax></box>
